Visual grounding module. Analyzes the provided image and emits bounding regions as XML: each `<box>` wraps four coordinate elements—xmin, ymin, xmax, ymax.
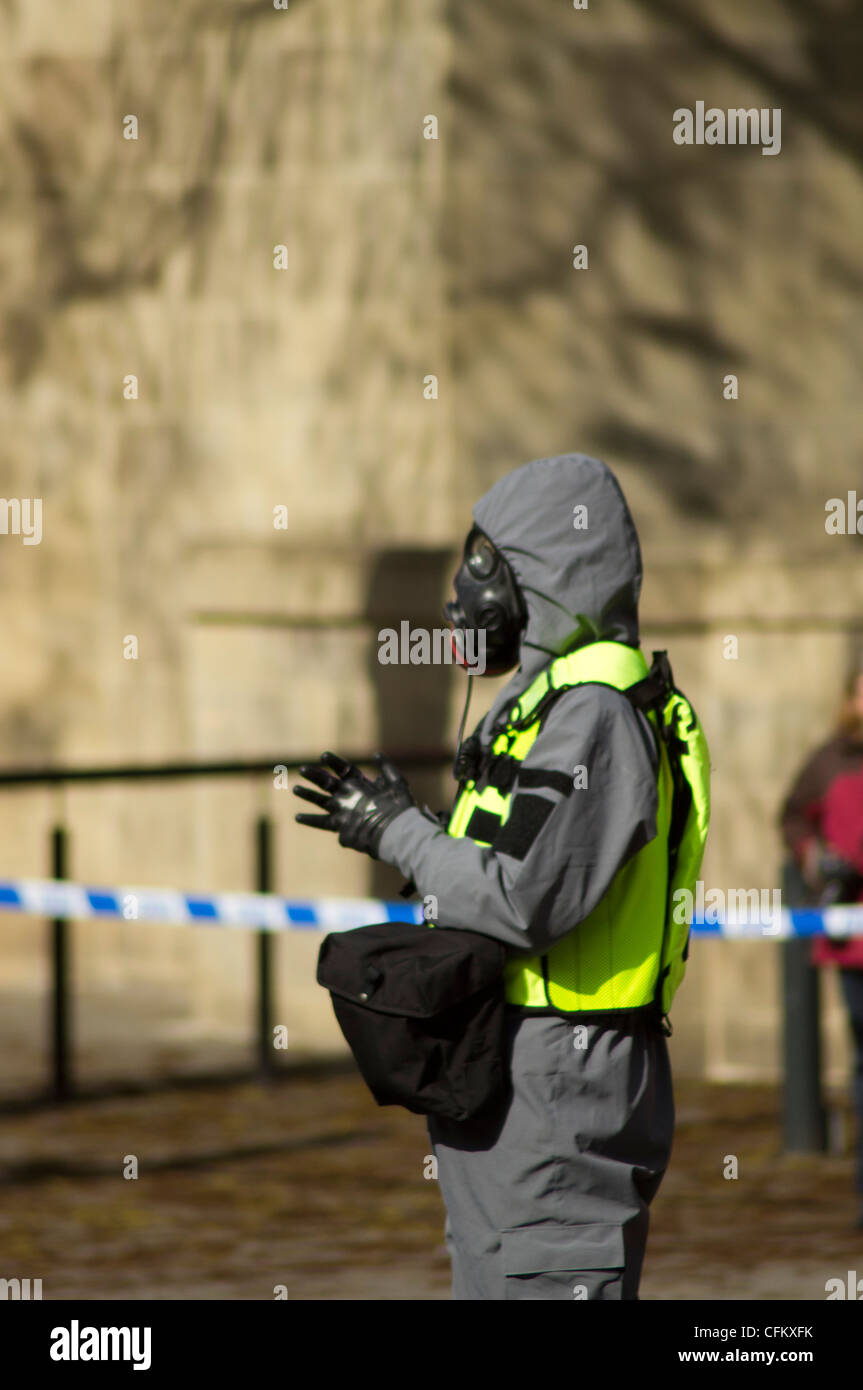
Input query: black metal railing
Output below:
<box><xmin>0</xmin><ymin>751</ymin><xmax>451</xmax><ymax>1104</ymax></box>
<box><xmin>0</xmin><ymin>760</ymin><xmax>835</xmax><ymax>1156</ymax></box>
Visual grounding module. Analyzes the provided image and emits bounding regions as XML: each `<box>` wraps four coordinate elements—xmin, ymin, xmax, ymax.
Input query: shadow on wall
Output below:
<box><xmin>363</xmin><ymin>547</ymin><xmax>457</xmax><ymax>901</ymax></box>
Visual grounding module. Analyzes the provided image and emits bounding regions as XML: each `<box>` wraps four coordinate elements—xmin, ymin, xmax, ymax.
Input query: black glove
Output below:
<box><xmin>293</xmin><ymin>751</ymin><xmax>415</xmax><ymax>859</ymax></box>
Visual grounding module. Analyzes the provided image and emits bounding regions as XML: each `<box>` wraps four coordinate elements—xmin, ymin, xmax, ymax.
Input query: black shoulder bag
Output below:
<box><xmin>316</xmin><ymin>922</ymin><xmax>508</xmax><ymax>1122</ymax></box>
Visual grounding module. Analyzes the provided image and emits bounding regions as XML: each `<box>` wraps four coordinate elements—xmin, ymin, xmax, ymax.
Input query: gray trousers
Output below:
<box><xmin>427</xmin><ymin>1011</ymin><xmax>674</xmax><ymax>1300</ymax></box>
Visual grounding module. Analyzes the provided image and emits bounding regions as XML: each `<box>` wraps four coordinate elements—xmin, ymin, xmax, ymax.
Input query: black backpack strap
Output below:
<box><xmin>625</xmin><ymin>651</ymin><xmax>695</xmax><ymax>1031</ymax></box>
<box><xmin>622</xmin><ymin>649</ymin><xmax>675</xmax><ymax>717</ymax></box>
<box><xmin>623</xmin><ymin>651</ymin><xmax>692</xmax><ymax>864</ymax></box>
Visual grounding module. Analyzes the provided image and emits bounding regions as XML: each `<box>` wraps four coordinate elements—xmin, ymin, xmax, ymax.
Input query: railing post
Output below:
<box><xmin>49</xmin><ymin>823</ymin><xmax>72</xmax><ymax>1101</ymax></box>
<box><xmin>782</xmin><ymin>938</ymin><xmax>827</xmax><ymax>1151</ymax></box>
<box><xmin>781</xmin><ymin>861</ymin><xmax>826</xmax><ymax>1152</ymax></box>
<box><xmin>255</xmin><ymin>814</ymin><xmax>276</xmax><ymax>1079</ymax></box>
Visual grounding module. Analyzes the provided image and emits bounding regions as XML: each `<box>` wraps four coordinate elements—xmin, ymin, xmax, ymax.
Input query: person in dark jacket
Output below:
<box><xmin>780</xmin><ymin>659</ymin><xmax>863</xmax><ymax>1225</ymax></box>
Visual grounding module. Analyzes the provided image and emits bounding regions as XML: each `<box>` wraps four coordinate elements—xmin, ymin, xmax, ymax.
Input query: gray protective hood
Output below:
<box><xmin>472</xmin><ymin>453</ymin><xmax>643</xmax><ymax>731</ymax></box>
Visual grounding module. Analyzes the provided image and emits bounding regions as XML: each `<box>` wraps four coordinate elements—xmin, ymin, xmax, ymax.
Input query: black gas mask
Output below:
<box><xmin>443</xmin><ymin>525</ymin><xmax>526</xmax><ymax>676</ymax></box>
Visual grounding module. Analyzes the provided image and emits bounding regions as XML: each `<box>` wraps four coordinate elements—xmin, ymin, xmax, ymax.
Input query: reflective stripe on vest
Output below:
<box><xmin>447</xmin><ymin>642</ymin><xmax>676</xmax><ymax>1014</ymax></box>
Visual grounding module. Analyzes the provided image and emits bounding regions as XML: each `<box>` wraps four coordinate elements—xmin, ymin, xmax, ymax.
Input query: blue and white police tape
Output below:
<box><xmin>0</xmin><ymin>877</ymin><xmax>862</xmax><ymax>936</ymax></box>
<box><xmin>0</xmin><ymin>879</ymin><xmax>423</xmax><ymax>931</ymax></box>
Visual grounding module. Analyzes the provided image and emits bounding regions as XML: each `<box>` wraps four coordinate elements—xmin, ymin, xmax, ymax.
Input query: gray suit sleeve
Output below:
<box><xmin>377</xmin><ymin>684</ymin><xmax>660</xmax><ymax>951</ymax></box>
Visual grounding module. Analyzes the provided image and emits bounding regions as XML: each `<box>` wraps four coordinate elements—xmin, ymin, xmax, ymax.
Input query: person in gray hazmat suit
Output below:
<box><xmin>294</xmin><ymin>452</ymin><xmax>709</xmax><ymax>1300</ymax></box>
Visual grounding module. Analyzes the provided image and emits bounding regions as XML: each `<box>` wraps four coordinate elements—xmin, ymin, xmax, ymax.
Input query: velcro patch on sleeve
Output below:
<box><xmin>465</xmin><ymin>807</ymin><xmax>503</xmax><ymax>845</ymax></box>
<box><xmin>516</xmin><ymin>768</ymin><xmax>574</xmax><ymax>797</ymax></box>
<box><xmin>493</xmin><ymin>793</ymin><xmax>556</xmax><ymax>862</ymax></box>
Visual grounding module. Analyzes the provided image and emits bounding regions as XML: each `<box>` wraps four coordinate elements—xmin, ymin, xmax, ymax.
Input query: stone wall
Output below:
<box><xmin>0</xmin><ymin>0</ymin><xmax>861</xmax><ymax>1095</ymax></box>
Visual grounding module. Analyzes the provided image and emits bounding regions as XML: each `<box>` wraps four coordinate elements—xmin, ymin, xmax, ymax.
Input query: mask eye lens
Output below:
<box><xmin>466</xmin><ymin>530</ymin><xmax>497</xmax><ymax>580</ymax></box>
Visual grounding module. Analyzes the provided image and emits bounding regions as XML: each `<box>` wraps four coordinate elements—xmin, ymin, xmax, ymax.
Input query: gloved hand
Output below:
<box><xmin>292</xmin><ymin>752</ymin><xmax>415</xmax><ymax>859</ymax></box>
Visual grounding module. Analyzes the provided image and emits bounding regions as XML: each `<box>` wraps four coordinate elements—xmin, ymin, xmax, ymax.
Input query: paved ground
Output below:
<box><xmin>0</xmin><ymin>1068</ymin><xmax>860</xmax><ymax>1300</ymax></box>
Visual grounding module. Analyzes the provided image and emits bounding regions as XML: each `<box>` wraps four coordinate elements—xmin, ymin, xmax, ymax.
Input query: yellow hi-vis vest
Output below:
<box><xmin>446</xmin><ymin>642</ymin><xmax>711</xmax><ymax>1019</ymax></box>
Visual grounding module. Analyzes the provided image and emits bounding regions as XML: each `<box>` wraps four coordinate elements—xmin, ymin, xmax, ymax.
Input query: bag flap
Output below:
<box><xmin>316</xmin><ymin>922</ymin><xmax>505</xmax><ymax>1019</ymax></box>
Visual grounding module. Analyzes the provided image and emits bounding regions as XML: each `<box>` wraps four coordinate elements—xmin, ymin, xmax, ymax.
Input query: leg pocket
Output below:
<box><xmin>501</xmin><ymin>1222</ymin><xmax>625</xmax><ymax>1301</ymax></box>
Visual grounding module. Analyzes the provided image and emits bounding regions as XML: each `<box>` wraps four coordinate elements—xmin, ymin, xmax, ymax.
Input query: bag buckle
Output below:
<box><xmin>453</xmin><ymin>732</ymin><xmax>482</xmax><ymax>783</ymax></box>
